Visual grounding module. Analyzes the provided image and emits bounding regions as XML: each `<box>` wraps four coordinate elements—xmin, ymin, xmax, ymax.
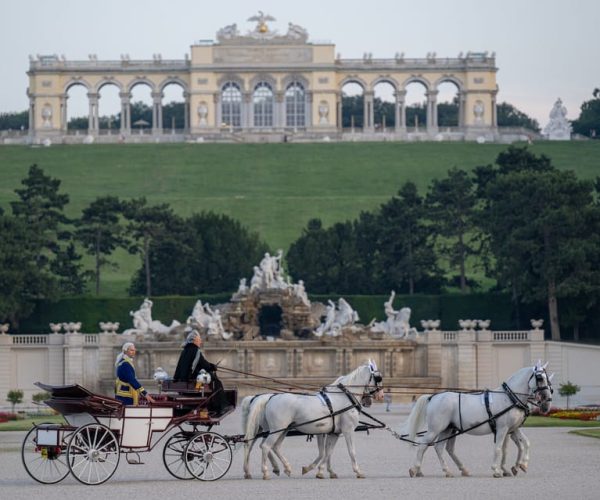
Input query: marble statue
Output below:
<box><xmin>216</xmin><ymin>23</ymin><xmax>239</xmax><ymax>40</ymax></box>
<box><xmin>186</xmin><ymin>300</ymin><xmax>232</xmax><ymax>340</ymax></box>
<box><xmin>314</xmin><ymin>298</ymin><xmax>359</xmax><ymax>337</ymax></box>
<box><xmin>254</xmin><ymin>250</ymin><xmax>286</xmax><ymax>290</ymax></box>
<box><xmin>370</xmin><ymin>291</ymin><xmax>417</xmax><ymax>338</ymax></box>
<box><xmin>123</xmin><ymin>298</ymin><xmax>180</xmax><ymax>336</ymax></box>
<box><xmin>286</xmin><ymin>22</ymin><xmax>308</xmax><ymax>40</ymax></box>
<box><xmin>543</xmin><ymin>98</ymin><xmax>572</xmax><ymax>140</ymax></box>
<box><xmin>293</xmin><ymin>279</ymin><xmax>310</xmax><ymax>306</ymax></box>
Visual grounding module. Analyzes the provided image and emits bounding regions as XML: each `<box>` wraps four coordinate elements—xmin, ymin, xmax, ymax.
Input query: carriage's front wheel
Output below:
<box><xmin>184</xmin><ymin>432</ymin><xmax>232</xmax><ymax>481</ymax></box>
<box><xmin>162</xmin><ymin>432</ymin><xmax>195</xmax><ymax>480</ymax></box>
<box><xmin>67</xmin><ymin>423</ymin><xmax>120</xmax><ymax>485</ymax></box>
<box><xmin>21</xmin><ymin>423</ymin><xmax>70</xmax><ymax>484</ymax></box>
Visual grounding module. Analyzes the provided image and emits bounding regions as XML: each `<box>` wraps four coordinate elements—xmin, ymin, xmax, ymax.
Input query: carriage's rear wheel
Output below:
<box><xmin>184</xmin><ymin>431</ymin><xmax>232</xmax><ymax>481</ymax></box>
<box><xmin>67</xmin><ymin>423</ymin><xmax>120</xmax><ymax>485</ymax></box>
<box><xmin>162</xmin><ymin>432</ymin><xmax>195</xmax><ymax>480</ymax></box>
<box><xmin>21</xmin><ymin>423</ymin><xmax>70</xmax><ymax>484</ymax></box>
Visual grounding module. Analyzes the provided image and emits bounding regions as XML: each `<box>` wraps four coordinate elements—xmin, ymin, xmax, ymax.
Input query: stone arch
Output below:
<box><xmin>400</xmin><ymin>76</ymin><xmax>431</xmax><ymax>92</ymax></box>
<box><xmin>63</xmin><ymin>78</ymin><xmax>92</xmax><ymax>94</ymax></box>
<box><xmin>281</xmin><ymin>73</ymin><xmax>310</xmax><ymax>91</ymax></box>
<box><xmin>372</xmin><ymin>78</ymin><xmax>398</xmax><ymax>130</ymax></box>
<box><xmin>339</xmin><ymin>75</ymin><xmax>368</xmax><ymax>91</ymax></box>
<box><xmin>63</xmin><ymin>80</ymin><xmax>90</xmax><ymax>132</ymax></box>
<box><xmin>249</xmin><ymin>74</ymin><xmax>277</xmax><ymax>92</ymax></box>
<box><xmin>95</xmin><ymin>78</ymin><xmax>124</xmax><ymax>93</ymax></box>
<box><xmin>402</xmin><ymin>78</ymin><xmax>430</xmax><ymax>130</ymax></box>
<box><xmin>126</xmin><ymin>77</ymin><xmax>156</xmax><ymax>94</ymax></box>
<box><xmin>369</xmin><ymin>76</ymin><xmax>399</xmax><ymax>93</ymax></box>
<box><xmin>158</xmin><ymin>77</ymin><xmax>188</xmax><ymax>94</ymax></box>
<box><xmin>340</xmin><ymin>78</ymin><xmax>366</xmax><ymax>130</ymax></box>
<box><xmin>434</xmin><ymin>77</ymin><xmax>463</xmax><ymax>129</ymax></box>
<box><xmin>217</xmin><ymin>74</ymin><xmax>245</xmax><ymax>92</ymax></box>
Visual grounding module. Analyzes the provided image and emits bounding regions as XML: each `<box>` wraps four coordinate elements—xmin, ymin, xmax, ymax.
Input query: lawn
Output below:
<box><xmin>570</xmin><ymin>429</ymin><xmax>600</xmax><ymax>439</ymax></box>
<box><xmin>523</xmin><ymin>416</ymin><xmax>600</xmax><ymax>427</ymax></box>
<box><xmin>0</xmin><ymin>414</ymin><xmax>65</xmax><ymax>432</ymax></box>
<box><xmin>1</xmin><ymin>141</ymin><xmax>599</xmax><ymax>295</ymax></box>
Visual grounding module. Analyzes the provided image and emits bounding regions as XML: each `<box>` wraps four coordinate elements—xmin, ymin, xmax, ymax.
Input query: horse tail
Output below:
<box><xmin>244</xmin><ymin>394</ymin><xmax>271</xmax><ymax>441</ymax></box>
<box><xmin>402</xmin><ymin>395</ymin><xmax>430</xmax><ymax>442</ymax></box>
<box><xmin>240</xmin><ymin>395</ymin><xmax>253</xmax><ymax>435</ymax></box>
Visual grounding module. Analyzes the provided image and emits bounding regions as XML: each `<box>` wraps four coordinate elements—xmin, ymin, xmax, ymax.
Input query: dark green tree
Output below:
<box><xmin>406</xmin><ymin>103</ymin><xmax>427</xmax><ymax>129</ymax></box>
<box><xmin>123</xmin><ymin>198</ymin><xmax>176</xmax><ymax>297</ymax></box>
<box><xmin>0</xmin><ymin>214</ymin><xmax>57</xmax><ymax>326</ymax></box>
<box><xmin>0</xmin><ymin>111</ymin><xmax>28</xmax><ymax>130</ymax></box>
<box><xmin>571</xmin><ymin>89</ymin><xmax>600</xmax><ymax>138</ymax></box>
<box><xmin>375</xmin><ymin>182</ymin><xmax>442</xmax><ymax>294</ymax></box>
<box><xmin>558</xmin><ymin>381</ymin><xmax>580</xmax><ymax>409</ymax></box>
<box><xmin>75</xmin><ymin>196</ymin><xmax>127</xmax><ymax>295</ymax></box>
<box><xmin>162</xmin><ymin>101</ymin><xmax>185</xmax><ymax>130</ymax></box>
<box><xmin>50</xmin><ymin>242</ymin><xmax>89</xmax><ymax>295</ymax></box>
<box><xmin>6</xmin><ymin>389</ymin><xmax>23</xmax><ymax>412</ymax></box>
<box><xmin>129</xmin><ymin>212</ymin><xmax>267</xmax><ymax>294</ymax></box>
<box><xmin>479</xmin><ymin>161</ymin><xmax>600</xmax><ymax>340</ymax></box>
<box><xmin>10</xmin><ymin>164</ymin><xmax>70</xmax><ymax>268</ymax></box>
<box><xmin>426</xmin><ymin>168</ymin><xmax>478</xmax><ymax>292</ymax></box>
<box><xmin>341</xmin><ymin>94</ymin><xmax>364</xmax><ymax>128</ymax></box>
<box><xmin>496</xmin><ymin>102</ymin><xmax>540</xmax><ymax>131</ymax></box>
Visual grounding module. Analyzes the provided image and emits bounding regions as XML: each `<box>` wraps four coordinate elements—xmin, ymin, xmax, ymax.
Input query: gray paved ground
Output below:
<box><xmin>1</xmin><ymin>403</ymin><xmax>599</xmax><ymax>500</ymax></box>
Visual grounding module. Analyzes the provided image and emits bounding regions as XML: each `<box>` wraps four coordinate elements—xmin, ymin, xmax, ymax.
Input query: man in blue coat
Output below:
<box><xmin>115</xmin><ymin>342</ymin><xmax>155</xmax><ymax>405</ymax></box>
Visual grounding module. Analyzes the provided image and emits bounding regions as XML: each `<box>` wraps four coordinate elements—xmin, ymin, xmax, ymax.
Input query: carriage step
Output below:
<box><xmin>126</xmin><ymin>452</ymin><xmax>144</xmax><ymax>465</ymax></box>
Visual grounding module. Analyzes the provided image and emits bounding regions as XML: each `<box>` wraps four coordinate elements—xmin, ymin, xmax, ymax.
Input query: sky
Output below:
<box><xmin>1</xmin><ymin>0</ymin><xmax>598</xmax><ymax>127</ymax></box>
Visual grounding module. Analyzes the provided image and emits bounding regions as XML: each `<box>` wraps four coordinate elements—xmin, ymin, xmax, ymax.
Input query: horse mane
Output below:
<box><xmin>335</xmin><ymin>363</ymin><xmax>369</xmax><ymax>387</ymax></box>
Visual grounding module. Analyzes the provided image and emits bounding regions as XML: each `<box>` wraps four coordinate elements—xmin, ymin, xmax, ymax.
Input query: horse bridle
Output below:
<box><xmin>361</xmin><ymin>364</ymin><xmax>383</xmax><ymax>406</ymax></box>
<box><xmin>529</xmin><ymin>367</ymin><xmax>553</xmax><ymax>404</ymax></box>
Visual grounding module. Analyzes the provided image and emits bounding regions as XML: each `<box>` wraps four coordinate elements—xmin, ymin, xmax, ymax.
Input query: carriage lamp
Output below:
<box><xmin>153</xmin><ymin>367</ymin><xmax>170</xmax><ymax>394</ymax></box>
<box><xmin>196</xmin><ymin>370</ymin><xmax>212</xmax><ymax>393</ymax></box>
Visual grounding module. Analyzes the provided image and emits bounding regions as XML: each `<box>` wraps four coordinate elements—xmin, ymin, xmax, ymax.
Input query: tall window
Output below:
<box><xmin>253</xmin><ymin>82</ymin><xmax>273</xmax><ymax>127</ymax></box>
<box><xmin>285</xmin><ymin>82</ymin><xmax>306</xmax><ymax>127</ymax></box>
<box><xmin>221</xmin><ymin>82</ymin><xmax>241</xmax><ymax>127</ymax></box>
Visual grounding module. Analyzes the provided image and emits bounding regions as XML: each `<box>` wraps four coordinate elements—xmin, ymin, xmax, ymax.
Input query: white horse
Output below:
<box><xmin>252</xmin><ymin>361</ymin><xmax>383</xmax><ymax>480</ymax></box>
<box><xmin>403</xmin><ymin>361</ymin><xmax>553</xmax><ymax>478</ymax></box>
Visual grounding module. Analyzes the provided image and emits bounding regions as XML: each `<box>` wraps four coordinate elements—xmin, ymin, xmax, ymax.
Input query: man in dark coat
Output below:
<box><xmin>173</xmin><ymin>330</ymin><xmax>230</xmax><ymax>414</ymax></box>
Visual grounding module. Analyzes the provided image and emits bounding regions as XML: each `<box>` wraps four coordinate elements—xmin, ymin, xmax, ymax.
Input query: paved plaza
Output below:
<box><xmin>1</xmin><ymin>404</ymin><xmax>598</xmax><ymax>500</ymax></box>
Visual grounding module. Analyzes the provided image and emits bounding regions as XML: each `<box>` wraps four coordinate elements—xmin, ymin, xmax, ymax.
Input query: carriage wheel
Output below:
<box><xmin>67</xmin><ymin>423</ymin><xmax>120</xmax><ymax>485</ymax></box>
<box><xmin>21</xmin><ymin>424</ymin><xmax>70</xmax><ymax>484</ymax></box>
<box><xmin>162</xmin><ymin>432</ymin><xmax>195</xmax><ymax>480</ymax></box>
<box><xmin>184</xmin><ymin>432</ymin><xmax>232</xmax><ymax>481</ymax></box>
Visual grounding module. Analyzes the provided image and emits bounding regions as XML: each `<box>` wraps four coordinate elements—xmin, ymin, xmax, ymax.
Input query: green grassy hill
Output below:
<box><xmin>1</xmin><ymin>141</ymin><xmax>599</xmax><ymax>295</ymax></box>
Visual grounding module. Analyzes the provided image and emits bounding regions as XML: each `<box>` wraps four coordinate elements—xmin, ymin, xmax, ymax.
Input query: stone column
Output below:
<box><xmin>395</xmin><ymin>90</ymin><xmax>406</xmax><ymax>132</ymax></box>
<box><xmin>87</xmin><ymin>93</ymin><xmax>99</xmax><ymax>135</ymax></box>
<box><xmin>363</xmin><ymin>91</ymin><xmax>374</xmax><ymax>132</ymax></box>
<box><xmin>60</xmin><ymin>95</ymin><xmax>67</xmax><ymax>132</ymax></box>
<box><xmin>152</xmin><ymin>91</ymin><xmax>163</xmax><ymax>134</ymax></box>
<box><xmin>243</xmin><ymin>92</ymin><xmax>253</xmax><ymax>129</ymax></box>
<box><xmin>119</xmin><ymin>92</ymin><xmax>131</xmax><ymax>135</ymax></box>
<box><xmin>458</xmin><ymin>91</ymin><xmax>467</xmax><ymax>128</ymax></box>
<box><xmin>491</xmin><ymin>90</ymin><xmax>498</xmax><ymax>127</ymax></box>
<box><xmin>183</xmin><ymin>92</ymin><xmax>190</xmax><ymax>131</ymax></box>
<box><xmin>306</xmin><ymin>91</ymin><xmax>314</xmax><ymax>130</ymax></box>
<box><xmin>335</xmin><ymin>92</ymin><xmax>342</xmax><ymax>131</ymax></box>
<box><xmin>426</xmin><ymin>90</ymin><xmax>438</xmax><ymax>133</ymax></box>
<box><xmin>274</xmin><ymin>91</ymin><xmax>284</xmax><ymax>129</ymax></box>
<box><xmin>28</xmin><ymin>98</ymin><xmax>35</xmax><ymax>135</ymax></box>
<box><xmin>213</xmin><ymin>92</ymin><xmax>221</xmax><ymax>130</ymax></box>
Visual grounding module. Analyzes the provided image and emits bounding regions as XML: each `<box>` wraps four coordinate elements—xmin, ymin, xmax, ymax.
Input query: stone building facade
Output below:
<box><xmin>26</xmin><ymin>14</ymin><xmax>499</xmax><ymax>143</ymax></box>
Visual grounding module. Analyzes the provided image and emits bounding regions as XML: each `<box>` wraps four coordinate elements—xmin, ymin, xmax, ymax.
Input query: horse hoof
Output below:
<box><xmin>301</xmin><ymin>466</ymin><xmax>309</xmax><ymax>475</ymax></box>
<box><xmin>330</xmin><ymin>473</ymin><xmax>338</xmax><ymax>479</ymax></box>
<box><xmin>416</xmin><ymin>472</ymin><xmax>423</xmax><ymax>477</ymax></box>
<box><xmin>461</xmin><ymin>470</ymin><xmax>470</xmax><ymax>477</ymax></box>
<box><xmin>409</xmin><ymin>468</ymin><xmax>416</xmax><ymax>478</ymax></box>
<box><xmin>519</xmin><ymin>464</ymin><xmax>528</xmax><ymax>473</ymax></box>
<box><xmin>262</xmin><ymin>476</ymin><xmax>270</xmax><ymax>480</ymax></box>
<box><xmin>511</xmin><ymin>466</ymin><xmax>518</xmax><ymax>476</ymax></box>
<box><xmin>445</xmin><ymin>472</ymin><xmax>454</xmax><ymax>478</ymax></box>
<box><xmin>244</xmin><ymin>474</ymin><xmax>252</xmax><ymax>480</ymax></box>
<box><xmin>284</xmin><ymin>469</ymin><xmax>292</xmax><ymax>477</ymax></box>
<box><xmin>316</xmin><ymin>473</ymin><xmax>325</xmax><ymax>479</ymax></box>
<box><xmin>273</xmin><ymin>469</ymin><xmax>281</xmax><ymax>476</ymax></box>
<box><xmin>503</xmin><ymin>471</ymin><xmax>512</xmax><ymax>477</ymax></box>
<box><xmin>493</xmin><ymin>472</ymin><xmax>502</xmax><ymax>478</ymax></box>
<box><xmin>356</xmin><ymin>473</ymin><xmax>365</xmax><ymax>479</ymax></box>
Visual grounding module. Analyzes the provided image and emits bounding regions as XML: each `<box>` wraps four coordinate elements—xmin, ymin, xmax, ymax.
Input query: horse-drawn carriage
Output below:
<box><xmin>21</xmin><ymin>381</ymin><xmax>237</xmax><ymax>485</ymax></box>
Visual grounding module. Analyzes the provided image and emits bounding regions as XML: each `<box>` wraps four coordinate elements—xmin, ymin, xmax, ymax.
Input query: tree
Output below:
<box><xmin>426</xmin><ymin>168</ymin><xmax>478</xmax><ymax>292</ymax></box>
<box><xmin>128</xmin><ymin>211</ymin><xmax>268</xmax><ymax>295</ymax></box>
<box><xmin>0</xmin><ymin>214</ymin><xmax>57</xmax><ymax>326</ymax></box>
<box><xmin>10</xmin><ymin>164</ymin><xmax>71</xmax><ymax>268</ymax></box>
<box><xmin>76</xmin><ymin>196</ymin><xmax>127</xmax><ymax>295</ymax></box>
<box><xmin>375</xmin><ymin>182</ymin><xmax>442</xmax><ymax>294</ymax></box>
<box><xmin>6</xmin><ymin>389</ymin><xmax>24</xmax><ymax>412</ymax></box>
<box><xmin>558</xmin><ymin>381</ymin><xmax>580</xmax><ymax>409</ymax></box>
<box><xmin>478</xmin><ymin>149</ymin><xmax>600</xmax><ymax>340</ymax></box>
<box><xmin>571</xmin><ymin>89</ymin><xmax>600</xmax><ymax>138</ymax></box>
<box><xmin>123</xmin><ymin>198</ymin><xmax>176</xmax><ymax>297</ymax></box>
<box><xmin>406</xmin><ymin>103</ymin><xmax>426</xmax><ymax>129</ymax></box>
<box><xmin>341</xmin><ymin>95</ymin><xmax>364</xmax><ymax>128</ymax></box>
<box><xmin>0</xmin><ymin>111</ymin><xmax>28</xmax><ymax>130</ymax></box>
<box><xmin>496</xmin><ymin>102</ymin><xmax>540</xmax><ymax>131</ymax></box>
<box><xmin>50</xmin><ymin>242</ymin><xmax>90</xmax><ymax>295</ymax></box>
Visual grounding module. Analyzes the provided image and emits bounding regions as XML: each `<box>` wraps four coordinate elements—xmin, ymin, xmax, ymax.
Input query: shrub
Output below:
<box><xmin>0</xmin><ymin>412</ymin><xmax>18</xmax><ymax>423</ymax></box>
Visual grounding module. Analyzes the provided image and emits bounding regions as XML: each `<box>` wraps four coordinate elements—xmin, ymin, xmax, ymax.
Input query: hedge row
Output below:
<box><xmin>16</xmin><ymin>292</ymin><xmax>545</xmax><ymax>334</ymax></box>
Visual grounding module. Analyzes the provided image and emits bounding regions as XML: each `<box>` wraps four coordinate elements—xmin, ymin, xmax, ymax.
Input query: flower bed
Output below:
<box><xmin>543</xmin><ymin>407</ymin><xmax>600</xmax><ymax>421</ymax></box>
<box><xmin>0</xmin><ymin>412</ymin><xmax>18</xmax><ymax>423</ymax></box>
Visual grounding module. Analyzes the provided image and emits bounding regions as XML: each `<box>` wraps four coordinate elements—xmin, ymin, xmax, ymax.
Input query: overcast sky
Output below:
<box><xmin>1</xmin><ymin>0</ymin><xmax>598</xmax><ymax>126</ymax></box>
